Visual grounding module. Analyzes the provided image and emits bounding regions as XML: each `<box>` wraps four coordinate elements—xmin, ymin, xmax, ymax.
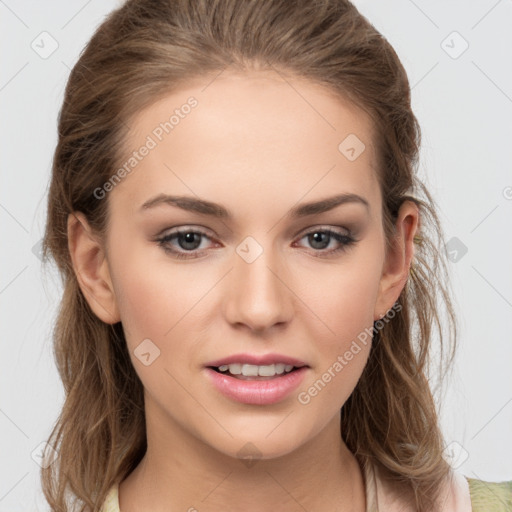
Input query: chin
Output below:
<box><xmin>201</xmin><ymin>421</ymin><xmax>312</xmax><ymax>463</ymax></box>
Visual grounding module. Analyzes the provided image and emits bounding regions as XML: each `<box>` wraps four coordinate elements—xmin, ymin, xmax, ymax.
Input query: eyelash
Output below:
<box><xmin>155</xmin><ymin>226</ymin><xmax>357</xmax><ymax>260</ymax></box>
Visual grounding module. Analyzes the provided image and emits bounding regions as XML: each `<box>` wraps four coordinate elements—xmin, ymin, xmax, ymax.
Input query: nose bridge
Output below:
<box><xmin>225</xmin><ymin>235</ymin><xmax>291</xmax><ymax>330</ymax></box>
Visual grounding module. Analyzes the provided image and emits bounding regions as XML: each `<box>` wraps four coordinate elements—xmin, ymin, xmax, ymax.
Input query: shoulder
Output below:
<box><xmin>466</xmin><ymin>476</ymin><xmax>512</xmax><ymax>512</ymax></box>
<box><xmin>99</xmin><ymin>483</ymin><xmax>120</xmax><ymax>512</ymax></box>
<box><xmin>371</xmin><ymin>463</ymin><xmax>510</xmax><ymax>512</ymax></box>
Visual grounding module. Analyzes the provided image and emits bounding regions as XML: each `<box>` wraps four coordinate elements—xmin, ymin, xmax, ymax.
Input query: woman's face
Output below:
<box><xmin>88</xmin><ymin>69</ymin><xmax>412</xmax><ymax>460</ymax></box>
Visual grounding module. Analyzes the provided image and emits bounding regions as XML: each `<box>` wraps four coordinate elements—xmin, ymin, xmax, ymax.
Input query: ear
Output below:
<box><xmin>67</xmin><ymin>211</ymin><xmax>120</xmax><ymax>324</ymax></box>
<box><xmin>373</xmin><ymin>200</ymin><xmax>419</xmax><ymax>321</ymax></box>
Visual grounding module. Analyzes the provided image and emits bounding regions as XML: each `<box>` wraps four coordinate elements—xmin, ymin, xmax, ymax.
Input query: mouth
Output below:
<box><xmin>204</xmin><ymin>355</ymin><xmax>310</xmax><ymax>405</ymax></box>
<box><xmin>203</xmin><ymin>353</ymin><xmax>310</xmax><ymax>404</ymax></box>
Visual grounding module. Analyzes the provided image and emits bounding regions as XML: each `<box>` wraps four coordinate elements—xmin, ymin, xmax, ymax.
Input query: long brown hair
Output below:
<box><xmin>41</xmin><ymin>0</ymin><xmax>458</xmax><ymax>510</ymax></box>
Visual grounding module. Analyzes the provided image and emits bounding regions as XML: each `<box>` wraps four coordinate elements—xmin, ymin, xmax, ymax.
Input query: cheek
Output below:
<box><xmin>110</xmin><ymin>245</ymin><xmax>201</xmax><ymax>345</ymax></box>
<box><xmin>305</xmin><ymin>257</ymin><xmax>382</xmax><ymax>343</ymax></box>
<box><xmin>108</xmin><ymin>247</ymin><xmax>216</xmax><ymax>403</ymax></box>
<box><xmin>112</xmin><ymin>273</ymin><xmax>169</xmax><ymax>346</ymax></box>
<box><xmin>296</xmin><ymin>256</ymin><xmax>381</xmax><ymax>404</ymax></box>
<box><xmin>109</xmin><ymin>255</ymin><xmax>206</xmax><ymax>409</ymax></box>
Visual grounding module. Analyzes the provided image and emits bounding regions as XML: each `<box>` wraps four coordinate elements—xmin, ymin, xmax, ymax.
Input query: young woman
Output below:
<box><xmin>40</xmin><ymin>0</ymin><xmax>512</xmax><ymax>511</ymax></box>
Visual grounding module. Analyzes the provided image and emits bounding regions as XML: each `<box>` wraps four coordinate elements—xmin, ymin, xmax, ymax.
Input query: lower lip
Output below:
<box><xmin>205</xmin><ymin>367</ymin><xmax>308</xmax><ymax>405</ymax></box>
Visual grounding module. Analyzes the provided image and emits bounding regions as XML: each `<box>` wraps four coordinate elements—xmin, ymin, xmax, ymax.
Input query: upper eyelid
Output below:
<box><xmin>157</xmin><ymin>225</ymin><xmax>352</xmax><ymax>245</ymax></box>
<box><xmin>157</xmin><ymin>225</ymin><xmax>216</xmax><ymax>239</ymax></box>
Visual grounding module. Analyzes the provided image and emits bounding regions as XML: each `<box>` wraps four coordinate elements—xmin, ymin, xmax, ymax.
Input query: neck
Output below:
<box><xmin>119</xmin><ymin>400</ymin><xmax>366</xmax><ymax>512</ymax></box>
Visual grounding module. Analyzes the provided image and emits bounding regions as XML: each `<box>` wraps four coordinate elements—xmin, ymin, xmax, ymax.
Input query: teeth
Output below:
<box><xmin>275</xmin><ymin>363</ymin><xmax>285</xmax><ymax>374</ymax></box>
<box><xmin>257</xmin><ymin>364</ymin><xmax>275</xmax><ymax>377</ymax></box>
<box><xmin>216</xmin><ymin>363</ymin><xmax>298</xmax><ymax>377</ymax></box>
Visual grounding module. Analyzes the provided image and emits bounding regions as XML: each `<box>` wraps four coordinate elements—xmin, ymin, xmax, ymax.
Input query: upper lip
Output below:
<box><xmin>205</xmin><ymin>353</ymin><xmax>309</xmax><ymax>368</ymax></box>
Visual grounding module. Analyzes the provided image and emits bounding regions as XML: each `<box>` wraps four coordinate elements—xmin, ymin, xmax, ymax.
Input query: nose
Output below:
<box><xmin>223</xmin><ymin>240</ymin><xmax>293</xmax><ymax>333</ymax></box>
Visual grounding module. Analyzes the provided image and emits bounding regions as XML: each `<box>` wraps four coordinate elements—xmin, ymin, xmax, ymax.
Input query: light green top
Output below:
<box><xmin>467</xmin><ymin>477</ymin><xmax>512</xmax><ymax>512</ymax></box>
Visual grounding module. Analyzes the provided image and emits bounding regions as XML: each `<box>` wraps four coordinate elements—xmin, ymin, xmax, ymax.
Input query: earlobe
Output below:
<box><xmin>67</xmin><ymin>211</ymin><xmax>120</xmax><ymax>324</ymax></box>
<box><xmin>373</xmin><ymin>201</ymin><xmax>419</xmax><ymax>321</ymax></box>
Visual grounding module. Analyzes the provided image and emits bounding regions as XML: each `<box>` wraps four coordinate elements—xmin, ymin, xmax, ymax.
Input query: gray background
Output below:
<box><xmin>1</xmin><ymin>0</ymin><xmax>511</xmax><ymax>510</ymax></box>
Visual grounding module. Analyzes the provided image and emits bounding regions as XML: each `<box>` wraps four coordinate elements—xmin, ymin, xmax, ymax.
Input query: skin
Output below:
<box><xmin>68</xmin><ymin>68</ymin><xmax>418</xmax><ymax>511</ymax></box>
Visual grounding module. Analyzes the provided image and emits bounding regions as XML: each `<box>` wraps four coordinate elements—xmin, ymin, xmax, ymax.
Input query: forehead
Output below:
<box><xmin>111</xmin><ymin>69</ymin><xmax>380</xmax><ymax>219</ymax></box>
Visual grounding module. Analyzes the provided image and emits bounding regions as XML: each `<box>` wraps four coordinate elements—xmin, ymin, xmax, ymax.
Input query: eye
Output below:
<box><xmin>156</xmin><ymin>228</ymin><xmax>216</xmax><ymax>259</ymax></box>
<box><xmin>293</xmin><ymin>228</ymin><xmax>356</xmax><ymax>257</ymax></box>
<box><xmin>155</xmin><ymin>226</ymin><xmax>357</xmax><ymax>260</ymax></box>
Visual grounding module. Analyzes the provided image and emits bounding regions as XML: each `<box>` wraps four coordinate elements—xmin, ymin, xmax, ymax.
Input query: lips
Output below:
<box><xmin>204</xmin><ymin>353</ymin><xmax>308</xmax><ymax>368</ymax></box>
<box><xmin>203</xmin><ymin>353</ymin><xmax>310</xmax><ymax>405</ymax></box>
<box><xmin>205</xmin><ymin>366</ymin><xmax>308</xmax><ymax>405</ymax></box>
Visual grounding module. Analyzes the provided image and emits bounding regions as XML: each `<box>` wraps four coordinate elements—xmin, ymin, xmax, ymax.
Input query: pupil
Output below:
<box><xmin>179</xmin><ymin>232</ymin><xmax>200</xmax><ymax>250</ymax></box>
<box><xmin>310</xmin><ymin>232</ymin><xmax>328</xmax><ymax>249</ymax></box>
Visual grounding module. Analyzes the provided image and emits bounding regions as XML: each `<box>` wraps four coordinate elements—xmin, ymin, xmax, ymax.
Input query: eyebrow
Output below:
<box><xmin>139</xmin><ymin>192</ymin><xmax>370</xmax><ymax>218</ymax></box>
